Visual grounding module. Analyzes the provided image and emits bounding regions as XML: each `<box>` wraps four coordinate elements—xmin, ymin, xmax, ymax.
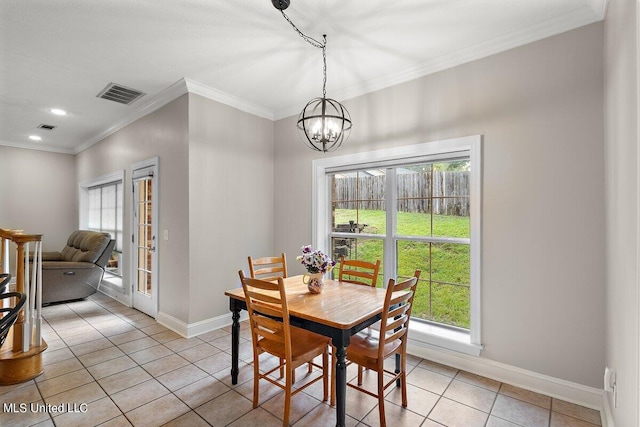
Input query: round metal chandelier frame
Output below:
<box><xmin>274</xmin><ymin>1</ymin><xmax>352</xmax><ymax>152</ymax></box>
<box><xmin>297</xmin><ymin>97</ymin><xmax>352</xmax><ymax>152</ymax></box>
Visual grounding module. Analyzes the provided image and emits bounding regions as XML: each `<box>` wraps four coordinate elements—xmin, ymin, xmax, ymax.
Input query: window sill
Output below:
<box><xmin>408</xmin><ymin>320</ymin><xmax>483</xmax><ymax>357</ymax></box>
<box><xmin>101</xmin><ymin>275</ymin><xmax>123</xmax><ymax>288</ymax></box>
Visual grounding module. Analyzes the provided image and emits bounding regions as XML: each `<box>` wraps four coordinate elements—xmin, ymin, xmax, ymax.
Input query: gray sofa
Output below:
<box><xmin>40</xmin><ymin>230</ymin><xmax>115</xmax><ymax>304</ymax></box>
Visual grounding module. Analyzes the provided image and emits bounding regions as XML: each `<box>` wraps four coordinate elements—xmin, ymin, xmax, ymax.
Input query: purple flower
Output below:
<box><xmin>296</xmin><ymin>245</ymin><xmax>335</xmax><ymax>274</ymax></box>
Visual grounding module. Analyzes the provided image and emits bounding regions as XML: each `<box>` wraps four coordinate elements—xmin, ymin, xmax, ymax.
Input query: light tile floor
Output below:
<box><xmin>0</xmin><ymin>293</ymin><xmax>602</xmax><ymax>427</ymax></box>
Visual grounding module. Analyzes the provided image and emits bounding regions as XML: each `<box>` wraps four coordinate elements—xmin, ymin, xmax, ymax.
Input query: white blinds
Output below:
<box><xmin>88</xmin><ymin>182</ymin><xmax>123</xmax><ymax>252</ymax></box>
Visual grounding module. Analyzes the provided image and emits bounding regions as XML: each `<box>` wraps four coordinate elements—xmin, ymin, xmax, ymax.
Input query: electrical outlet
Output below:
<box><xmin>163</xmin><ymin>230</ymin><xmax>169</xmax><ymax>241</ymax></box>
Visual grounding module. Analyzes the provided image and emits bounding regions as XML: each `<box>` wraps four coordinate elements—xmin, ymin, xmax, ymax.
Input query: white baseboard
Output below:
<box><xmin>407</xmin><ymin>339</ymin><xmax>604</xmax><ymax>413</ymax></box>
<box><xmin>601</xmin><ymin>392</ymin><xmax>615</xmax><ymax>427</ymax></box>
<box><xmin>156</xmin><ymin>311</ymin><xmax>248</xmax><ymax>339</ymax></box>
<box><xmin>97</xmin><ymin>287</ymin><xmax>131</xmax><ymax>307</ymax></box>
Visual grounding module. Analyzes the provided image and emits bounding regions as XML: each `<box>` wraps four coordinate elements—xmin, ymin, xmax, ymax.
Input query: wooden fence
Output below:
<box><xmin>332</xmin><ymin>171</ymin><xmax>470</xmax><ymax>216</ymax></box>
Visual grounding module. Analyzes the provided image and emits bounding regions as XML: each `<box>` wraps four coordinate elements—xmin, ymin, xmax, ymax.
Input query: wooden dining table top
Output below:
<box><xmin>225</xmin><ymin>275</ymin><xmax>387</xmax><ymax>330</ymax></box>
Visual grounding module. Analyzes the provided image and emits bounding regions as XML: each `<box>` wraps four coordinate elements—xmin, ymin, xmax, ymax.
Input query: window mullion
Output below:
<box><xmin>384</xmin><ymin>168</ymin><xmax>396</xmax><ymax>287</ymax></box>
<box><xmin>99</xmin><ymin>187</ymin><xmax>104</xmax><ymax>233</ymax></box>
<box><xmin>395</xmin><ymin>235</ymin><xmax>470</xmax><ymax>245</ymax></box>
<box><xmin>469</xmin><ymin>139</ymin><xmax>483</xmax><ymax>346</ymax></box>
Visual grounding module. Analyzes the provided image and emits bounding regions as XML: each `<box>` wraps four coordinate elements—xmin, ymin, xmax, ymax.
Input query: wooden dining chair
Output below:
<box><xmin>330</xmin><ymin>257</ymin><xmax>381</xmax><ymax>405</ymax></box>
<box><xmin>343</xmin><ymin>270</ymin><xmax>421</xmax><ymax>427</ymax></box>
<box><xmin>247</xmin><ymin>253</ymin><xmax>298</xmax><ymax>379</ymax></box>
<box><xmin>239</xmin><ymin>271</ymin><xmax>330</xmax><ymax>427</ymax></box>
<box><xmin>248</xmin><ymin>253</ymin><xmax>288</xmax><ymax>282</ymax></box>
<box><xmin>338</xmin><ymin>257</ymin><xmax>380</xmax><ymax>287</ymax></box>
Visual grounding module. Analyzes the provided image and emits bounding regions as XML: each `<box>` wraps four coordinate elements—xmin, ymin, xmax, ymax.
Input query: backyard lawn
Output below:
<box><xmin>332</xmin><ymin>209</ymin><xmax>471</xmax><ymax>329</ymax></box>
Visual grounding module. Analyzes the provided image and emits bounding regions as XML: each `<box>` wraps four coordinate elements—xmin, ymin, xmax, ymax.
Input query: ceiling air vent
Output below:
<box><xmin>96</xmin><ymin>83</ymin><xmax>145</xmax><ymax>105</ymax></box>
<box><xmin>37</xmin><ymin>124</ymin><xmax>56</xmax><ymax>130</ymax></box>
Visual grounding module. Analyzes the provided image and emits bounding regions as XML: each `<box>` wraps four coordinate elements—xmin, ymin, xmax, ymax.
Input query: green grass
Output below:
<box><xmin>332</xmin><ymin>209</ymin><xmax>471</xmax><ymax>329</ymax></box>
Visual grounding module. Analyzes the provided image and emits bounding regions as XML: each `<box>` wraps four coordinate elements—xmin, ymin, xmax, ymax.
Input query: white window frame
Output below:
<box><xmin>79</xmin><ymin>169</ymin><xmax>125</xmax><ymax>287</ymax></box>
<box><xmin>312</xmin><ymin>135</ymin><xmax>482</xmax><ymax>356</ymax></box>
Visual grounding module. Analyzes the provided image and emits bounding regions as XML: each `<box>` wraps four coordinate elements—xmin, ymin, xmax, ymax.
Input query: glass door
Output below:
<box><xmin>131</xmin><ymin>160</ymin><xmax>158</xmax><ymax>317</ymax></box>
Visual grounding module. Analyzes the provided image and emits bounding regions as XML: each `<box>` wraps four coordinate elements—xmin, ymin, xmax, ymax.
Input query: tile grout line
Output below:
<box><xmin>46</xmin><ymin>301</ymin><xmax>130</xmax><ymax>427</ymax></box>
<box><xmin>26</xmin><ymin>296</ymin><xmax>603</xmax><ymax>427</ymax></box>
<box><xmin>84</xmin><ymin>296</ymin><xmax>252</xmax><ymax>426</ymax></box>
<box><xmin>80</xmin><ymin>298</ymin><xmax>209</xmax><ymax>426</ymax></box>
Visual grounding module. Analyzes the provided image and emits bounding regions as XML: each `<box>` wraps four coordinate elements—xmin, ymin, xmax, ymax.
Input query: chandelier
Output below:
<box><xmin>272</xmin><ymin>0</ymin><xmax>352</xmax><ymax>152</ymax></box>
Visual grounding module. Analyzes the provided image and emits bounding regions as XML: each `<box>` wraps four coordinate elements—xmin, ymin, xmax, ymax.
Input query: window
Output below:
<box><xmin>330</xmin><ymin>170</ymin><xmax>386</xmax><ymax>287</ymax></box>
<box><xmin>314</xmin><ymin>136</ymin><xmax>482</xmax><ymax>355</ymax></box>
<box><xmin>80</xmin><ymin>170</ymin><xmax>125</xmax><ymax>280</ymax></box>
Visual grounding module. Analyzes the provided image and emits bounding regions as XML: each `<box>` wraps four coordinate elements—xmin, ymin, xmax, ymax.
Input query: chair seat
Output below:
<box><xmin>259</xmin><ymin>326</ymin><xmax>330</xmax><ymax>366</ymax></box>
<box><xmin>347</xmin><ymin>333</ymin><xmax>402</xmax><ymax>369</ymax></box>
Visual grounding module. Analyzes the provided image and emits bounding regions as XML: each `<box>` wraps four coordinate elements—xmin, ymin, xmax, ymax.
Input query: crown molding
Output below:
<box><xmin>274</xmin><ymin>5</ymin><xmax>605</xmax><ymax>120</ymax></box>
<box><xmin>73</xmin><ymin>78</ymin><xmax>275</xmax><ymax>154</ymax></box>
<box><xmin>588</xmin><ymin>0</ymin><xmax>609</xmax><ymax>18</ymax></box>
<box><xmin>1</xmin><ymin>77</ymin><xmax>275</xmax><ymax>155</ymax></box>
<box><xmin>73</xmin><ymin>79</ymin><xmax>191</xmax><ymax>154</ymax></box>
<box><xmin>184</xmin><ymin>78</ymin><xmax>274</xmax><ymax>121</ymax></box>
<box><xmin>0</xmin><ymin>140</ymin><xmax>75</xmax><ymax>155</ymax></box>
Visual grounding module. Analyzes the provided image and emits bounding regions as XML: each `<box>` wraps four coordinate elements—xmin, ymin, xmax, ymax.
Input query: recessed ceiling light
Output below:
<box><xmin>50</xmin><ymin>108</ymin><xmax>67</xmax><ymax>116</ymax></box>
<box><xmin>29</xmin><ymin>135</ymin><xmax>42</xmax><ymax>141</ymax></box>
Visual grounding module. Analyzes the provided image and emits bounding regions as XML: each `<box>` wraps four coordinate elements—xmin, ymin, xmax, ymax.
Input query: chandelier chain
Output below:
<box><xmin>322</xmin><ymin>37</ymin><xmax>327</xmax><ymax>98</ymax></box>
<box><xmin>280</xmin><ymin>10</ymin><xmax>327</xmax><ymax>98</ymax></box>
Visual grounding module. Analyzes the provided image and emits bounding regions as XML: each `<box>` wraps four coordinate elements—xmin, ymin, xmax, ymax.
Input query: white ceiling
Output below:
<box><xmin>1</xmin><ymin>0</ymin><xmax>606</xmax><ymax>154</ymax></box>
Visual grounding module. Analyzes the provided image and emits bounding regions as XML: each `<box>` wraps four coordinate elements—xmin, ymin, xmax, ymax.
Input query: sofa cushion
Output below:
<box><xmin>60</xmin><ymin>230</ymin><xmax>111</xmax><ymax>263</ymax></box>
<box><xmin>41</xmin><ymin>261</ymin><xmax>97</xmax><ymax>270</ymax></box>
<box><xmin>41</xmin><ymin>252</ymin><xmax>64</xmax><ymax>261</ymax></box>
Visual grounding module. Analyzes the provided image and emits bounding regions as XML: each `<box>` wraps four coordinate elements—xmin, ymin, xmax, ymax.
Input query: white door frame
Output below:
<box><xmin>636</xmin><ymin>2</ymin><xmax>640</xmax><ymax>425</ymax></box>
<box><xmin>131</xmin><ymin>156</ymin><xmax>159</xmax><ymax>318</ymax></box>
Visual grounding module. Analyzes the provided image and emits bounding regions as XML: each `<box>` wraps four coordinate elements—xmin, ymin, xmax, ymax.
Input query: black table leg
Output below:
<box><xmin>333</xmin><ymin>331</ymin><xmax>350</xmax><ymax>427</ymax></box>
<box><xmin>230</xmin><ymin>301</ymin><xmax>241</xmax><ymax>385</ymax></box>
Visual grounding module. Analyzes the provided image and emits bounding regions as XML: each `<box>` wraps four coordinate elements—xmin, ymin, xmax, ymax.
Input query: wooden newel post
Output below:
<box><xmin>12</xmin><ymin>240</ymin><xmax>25</xmax><ymax>349</ymax></box>
<box><xmin>0</xmin><ymin>228</ymin><xmax>47</xmax><ymax>385</ymax></box>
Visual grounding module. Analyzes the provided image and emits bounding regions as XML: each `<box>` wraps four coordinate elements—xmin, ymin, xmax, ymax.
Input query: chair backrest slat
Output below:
<box><xmin>248</xmin><ymin>253</ymin><xmax>288</xmax><ymax>282</ymax></box>
<box><xmin>338</xmin><ymin>257</ymin><xmax>381</xmax><ymax>287</ymax></box>
<box><xmin>388</xmin><ymin>299</ymin><xmax>411</xmax><ymax>317</ymax></box>
<box><xmin>384</xmin><ymin>328</ymin><xmax>405</xmax><ymax>344</ymax></box>
<box><xmin>385</xmin><ymin>315</ymin><xmax>407</xmax><ymax>333</ymax></box>
<box><xmin>252</xmin><ymin>266</ymin><xmax>285</xmax><ymax>277</ymax></box>
<box><xmin>389</xmin><ymin>290</ymin><xmax>411</xmax><ymax>307</ymax></box>
<box><xmin>378</xmin><ymin>270</ymin><xmax>420</xmax><ymax>360</ymax></box>
<box><xmin>246</xmin><ymin>290</ymin><xmax>281</xmax><ymax>306</ymax></box>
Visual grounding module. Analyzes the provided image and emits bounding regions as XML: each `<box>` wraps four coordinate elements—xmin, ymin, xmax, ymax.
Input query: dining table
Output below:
<box><xmin>225</xmin><ymin>275</ymin><xmax>388</xmax><ymax>427</ymax></box>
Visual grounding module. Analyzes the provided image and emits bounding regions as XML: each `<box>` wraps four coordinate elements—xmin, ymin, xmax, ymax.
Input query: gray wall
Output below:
<box><xmin>187</xmin><ymin>93</ymin><xmax>274</xmax><ymax>324</ymax></box>
<box><xmin>274</xmin><ymin>23</ymin><xmax>606</xmax><ymax>388</ymax></box>
<box><xmin>604</xmin><ymin>0</ymin><xmax>639</xmax><ymax>424</ymax></box>
<box><xmin>0</xmin><ymin>145</ymin><xmax>77</xmax><ymax>251</ymax></box>
<box><xmin>76</xmin><ymin>95</ymin><xmax>190</xmax><ymax>322</ymax></box>
<box><xmin>0</xmin><ymin>16</ymin><xmax>616</xmax><ymax>394</ymax></box>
